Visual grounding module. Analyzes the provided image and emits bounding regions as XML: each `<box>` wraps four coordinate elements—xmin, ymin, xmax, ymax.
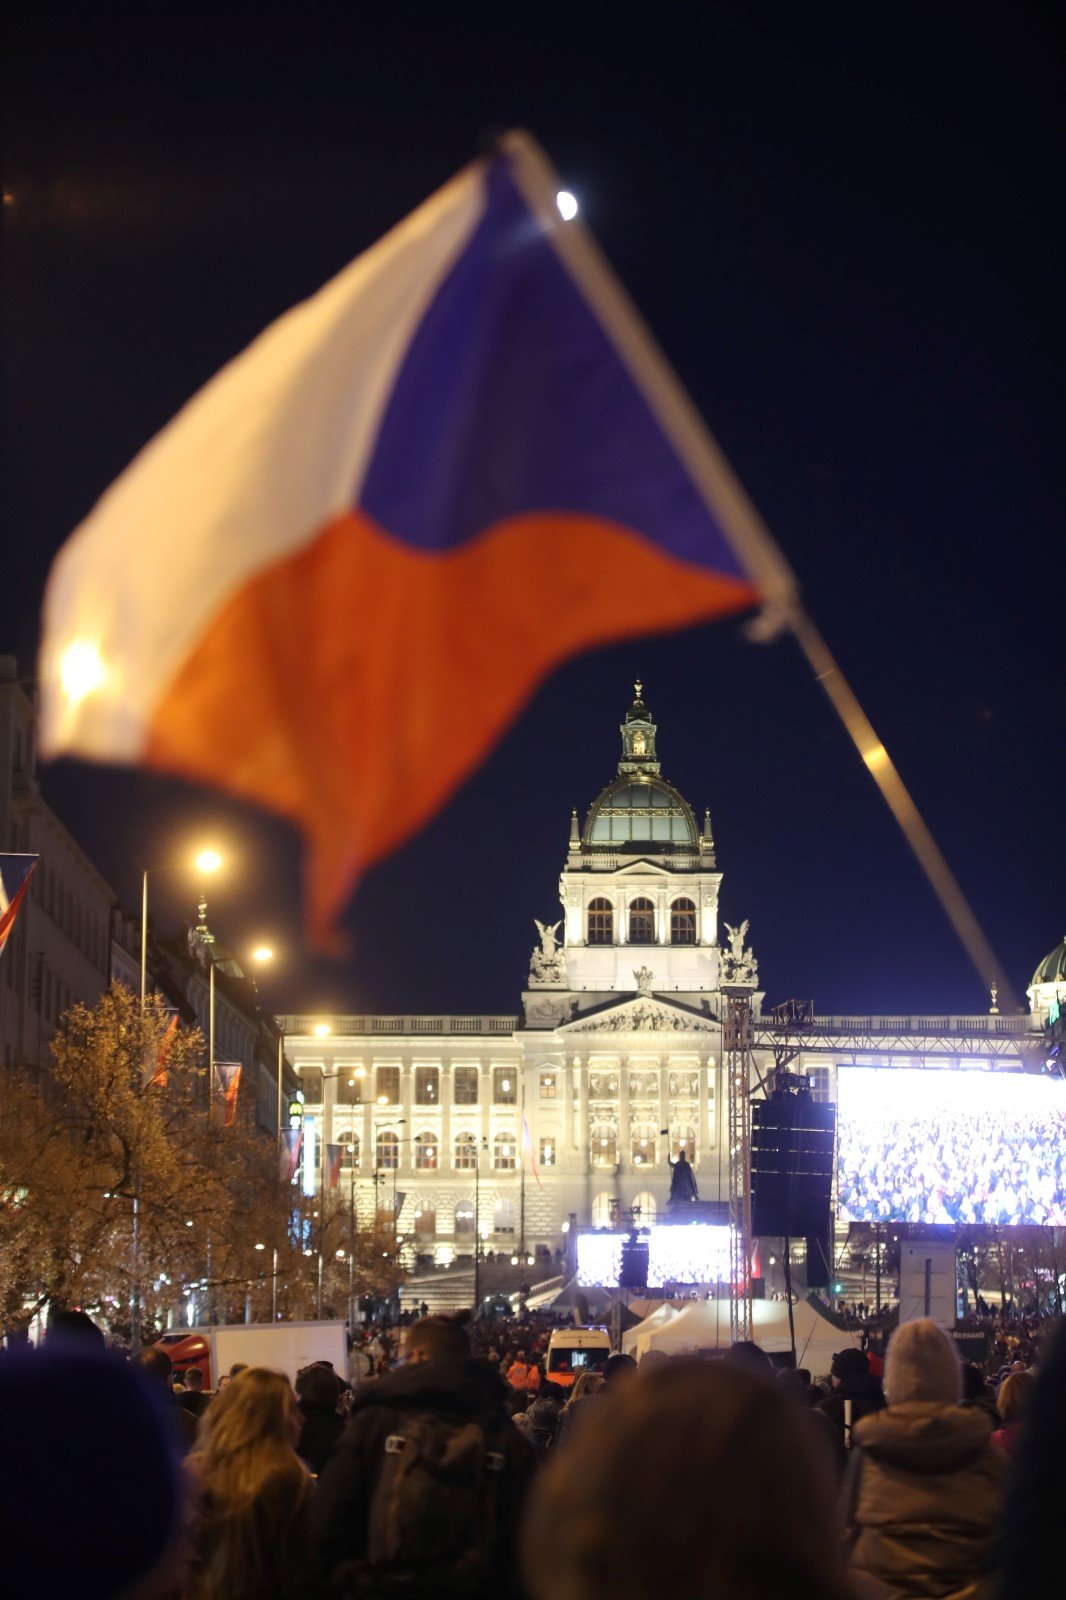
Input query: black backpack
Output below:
<box><xmin>357</xmin><ymin>1410</ymin><xmax>510</xmax><ymax>1595</ymax></box>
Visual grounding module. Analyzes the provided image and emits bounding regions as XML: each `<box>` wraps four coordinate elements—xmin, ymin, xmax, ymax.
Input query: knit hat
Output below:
<box><xmin>884</xmin><ymin>1318</ymin><xmax>961</xmax><ymax>1404</ymax></box>
<box><xmin>830</xmin><ymin>1347</ymin><xmax>870</xmax><ymax>1382</ymax></box>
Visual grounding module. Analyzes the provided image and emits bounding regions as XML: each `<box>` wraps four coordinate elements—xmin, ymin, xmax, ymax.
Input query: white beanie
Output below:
<box><xmin>884</xmin><ymin>1318</ymin><xmax>962</xmax><ymax>1404</ymax></box>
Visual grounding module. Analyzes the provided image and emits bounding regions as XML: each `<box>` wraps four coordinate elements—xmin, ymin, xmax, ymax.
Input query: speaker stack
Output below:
<box><xmin>750</xmin><ymin>1093</ymin><xmax>836</xmax><ymax>1284</ymax></box>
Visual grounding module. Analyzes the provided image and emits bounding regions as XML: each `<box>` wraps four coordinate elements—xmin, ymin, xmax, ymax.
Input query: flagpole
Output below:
<box><xmin>505</xmin><ymin>130</ymin><xmax>1012</xmax><ymax>1008</ymax></box>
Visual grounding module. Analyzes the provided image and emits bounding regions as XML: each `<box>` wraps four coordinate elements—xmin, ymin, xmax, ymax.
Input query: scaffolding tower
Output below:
<box><xmin>724</xmin><ymin>986</ymin><xmax>756</xmax><ymax>1343</ymax></box>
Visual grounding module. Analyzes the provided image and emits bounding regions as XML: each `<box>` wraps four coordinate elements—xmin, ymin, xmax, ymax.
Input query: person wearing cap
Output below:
<box><xmin>816</xmin><ymin>1346</ymin><xmax>885</xmax><ymax>1465</ymax></box>
<box><xmin>842</xmin><ymin>1318</ymin><xmax>1006</xmax><ymax>1600</ymax></box>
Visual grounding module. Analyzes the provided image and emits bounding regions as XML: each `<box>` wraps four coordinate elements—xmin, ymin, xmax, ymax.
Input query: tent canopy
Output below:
<box><xmin>630</xmin><ymin>1297</ymin><xmax>859</xmax><ymax>1378</ymax></box>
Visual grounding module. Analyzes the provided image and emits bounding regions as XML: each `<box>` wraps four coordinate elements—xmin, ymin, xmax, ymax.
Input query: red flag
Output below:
<box><xmin>145</xmin><ymin>1008</ymin><xmax>179</xmax><ymax>1090</ymax></box>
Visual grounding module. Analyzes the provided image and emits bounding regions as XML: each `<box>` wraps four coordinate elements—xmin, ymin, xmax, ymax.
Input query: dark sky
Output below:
<box><xmin>5</xmin><ymin>8</ymin><xmax>1063</xmax><ymax>1022</ymax></box>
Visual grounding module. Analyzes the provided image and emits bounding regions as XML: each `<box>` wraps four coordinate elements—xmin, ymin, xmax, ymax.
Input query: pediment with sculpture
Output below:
<box><xmin>565</xmin><ymin>997</ymin><xmax>717</xmax><ymax>1034</ymax></box>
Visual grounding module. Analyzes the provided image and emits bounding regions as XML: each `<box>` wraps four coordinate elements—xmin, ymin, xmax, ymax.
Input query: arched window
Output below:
<box><xmin>631</xmin><ymin>1125</ymin><xmax>657</xmax><ymax>1167</ymax></box>
<box><xmin>591</xmin><ymin>1124</ymin><xmax>618</xmax><ymax>1170</ymax></box>
<box><xmin>628</xmin><ymin>897</ymin><xmax>656</xmax><ymax>944</ymax></box>
<box><xmin>455</xmin><ymin>1201</ymin><xmax>475</xmax><ymax>1236</ymax></box>
<box><xmin>587</xmin><ymin>897</ymin><xmax>614</xmax><ymax>945</ymax></box>
<box><xmin>341</xmin><ymin>1133</ymin><xmax>360</xmax><ymax>1170</ymax></box>
<box><xmin>670</xmin><ymin>1124</ymin><xmax>697</xmax><ymax>1162</ymax></box>
<box><xmin>414</xmin><ymin>1132</ymin><xmax>438</xmax><ymax>1170</ymax></box>
<box><xmin>414</xmin><ymin>1203</ymin><xmax>436</xmax><ymax>1237</ymax></box>
<box><xmin>453</xmin><ymin>1132</ymin><xmax>478</xmax><ymax>1170</ymax></box>
<box><xmin>414</xmin><ymin>1065</ymin><xmax>439</xmax><ymax>1105</ymax></box>
<box><xmin>376</xmin><ymin>1130</ymin><xmax>399</xmax><ymax>1170</ymax></box>
<box><xmin>493</xmin><ymin>1132</ymin><xmax>516</xmax><ymax>1171</ymax></box>
<box><xmin>670</xmin><ymin>897</ymin><xmax>697</xmax><ymax>945</ymax></box>
<box><xmin>493</xmin><ymin>1197</ymin><xmax>516</xmax><ymax>1234</ymax></box>
<box><xmin>632</xmin><ymin>1191</ymin><xmax>657</xmax><ymax>1226</ymax></box>
<box><xmin>591</xmin><ymin>1192</ymin><xmax>613</xmax><ymax>1228</ymax></box>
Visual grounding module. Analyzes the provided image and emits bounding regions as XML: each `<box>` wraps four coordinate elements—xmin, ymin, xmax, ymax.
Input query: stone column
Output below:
<box><xmin>400</xmin><ymin>1058</ymin><xmax>413</xmax><ymax>1172</ymax></box>
<box><xmin>658</xmin><ymin>1057</ymin><xmax>670</xmax><ymax>1163</ymax></box>
<box><xmin>441</xmin><ymin>1058</ymin><xmax>452</xmax><ymax>1176</ymax></box>
<box><xmin>618</xmin><ymin>1051</ymin><xmax>630</xmax><ymax>1172</ymax></box>
<box><xmin>697</xmin><ymin>1051</ymin><xmax>709</xmax><ymax>1169</ymax></box>
<box><xmin>576</xmin><ymin>1057</ymin><xmax>589</xmax><ymax>1170</ymax></box>
<box><xmin>562</xmin><ymin>1052</ymin><xmax>576</xmax><ymax>1157</ymax></box>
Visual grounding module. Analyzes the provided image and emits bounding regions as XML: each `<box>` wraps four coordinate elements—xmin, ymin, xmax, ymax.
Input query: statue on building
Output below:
<box><xmin>668</xmin><ymin>1145</ymin><xmax>699</xmax><ymax>1204</ymax></box>
<box><xmin>633</xmin><ymin>964</ymin><xmax>654</xmax><ymax>993</ymax></box>
<box><xmin>529</xmin><ymin>918</ymin><xmax>567</xmax><ymax>988</ymax></box>
<box><xmin>720</xmin><ymin>920</ymin><xmax>758</xmax><ymax>987</ymax></box>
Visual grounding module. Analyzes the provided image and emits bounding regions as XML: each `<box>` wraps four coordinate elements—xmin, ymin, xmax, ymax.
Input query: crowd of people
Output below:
<box><xmin>2</xmin><ymin>1303</ymin><xmax>1063</xmax><ymax>1598</ymax></box>
<box><xmin>838</xmin><ymin>1102</ymin><xmax>1066</xmax><ymax>1227</ymax></box>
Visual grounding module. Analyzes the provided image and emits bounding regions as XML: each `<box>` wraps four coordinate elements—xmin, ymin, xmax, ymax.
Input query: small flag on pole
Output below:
<box><xmin>281</xmin><ymin>1127</ymin><xmax>303</xmax><ymax>1183</ymax></box>
<box><xmin>38</xmin><ymin>132</ymin><xmax>795</xmax><ymax>949</ymax></box>
<box><xmin>215</xmin><ymin>1061</ymin><xmax>242</xmax><ymax>1127</ymax></box>
<box><xmin>521</xmin><ymin>1115</ymin><xmax>543</xmax><ymax>1191</ymax></box>
<box><xmin>144</xmin><ymin>1007</ymin><xmax>179</xmax><ymax>1090</ymax></box>
<box><xmin>0</xmin><ymin>855</ymin><xmax>38</xmax><ymax>959</ymax></box>
<box><xmin>325</xmin><ymin>1143</ymin><xmax>345</xmax><ymax>1189</ymax></box>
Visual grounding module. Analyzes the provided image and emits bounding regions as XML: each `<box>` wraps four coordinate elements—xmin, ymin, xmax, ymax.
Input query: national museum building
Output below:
<box><xmin>280</xmin><ymin>686</ymin><xmax>1064</xmax><ymax>1261</ymax></box>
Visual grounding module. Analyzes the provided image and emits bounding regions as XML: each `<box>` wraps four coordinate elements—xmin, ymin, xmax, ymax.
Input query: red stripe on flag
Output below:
<box><xmin>145</xmin><ymin>509</ymin><xmax>756</xmax><ymax>948</ymax></box>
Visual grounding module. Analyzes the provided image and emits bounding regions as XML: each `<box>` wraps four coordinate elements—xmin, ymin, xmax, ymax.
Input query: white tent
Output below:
<box><xmin>621</xmin><ymin>1300</ymin><xmax>679</xmax><ymax>1356</ymax></box>
<box><xmin>630</xmin><ymin>1297</ymin><xmax>857</xmax><ymax>1379</ymax></box>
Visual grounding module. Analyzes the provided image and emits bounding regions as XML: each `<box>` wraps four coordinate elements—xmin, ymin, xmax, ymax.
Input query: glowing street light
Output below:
<box><xmin>314</xmin><ymin>1022</ymin><xmax>331</xmax><ymax>1038</ymax></box>
<box><xmin>556</xmin><ymin>190</ymin><xmax>578</xmax><ymax>220</ymax></box>
<box><xmin>195</xmin><ymin>848</ymin><xmax>223</xmax><ymax>877</ymax></box>
<box><xmin>251</xmin><ymin>944</ymin><xmax>275</xmax><ymax>965</ymax></box>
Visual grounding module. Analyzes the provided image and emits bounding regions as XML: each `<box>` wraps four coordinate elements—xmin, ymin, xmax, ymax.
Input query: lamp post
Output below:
<box><xmin>131</xmin><ymin>844</ymin><xmax>221</xmax><ymax>1353</ymax></box>
<box><xmin>473</xmin><ymin>1136</ymin><xmax>489</xmax><ymax>1316</ymax></box>
<box><xmin>311</xmin><ymin>1061</ymin><xmax>373</xmax><ymax>1321</ymax></box>
<box><xmin>250</xmin><ymin>946</ymin><xmax>286</xmax><ymax>1321</ymax></box>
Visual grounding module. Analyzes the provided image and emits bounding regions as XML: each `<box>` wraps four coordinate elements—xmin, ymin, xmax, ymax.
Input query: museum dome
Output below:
<box><xmin>582</xmin><ymin>683</ymin><xmax>701</xmax><ymax>852</ymax></box>
<box><xmin>1032</xmin><ymin>936</ymin><xmax>1066</xmax><ymax>988</ymax></box>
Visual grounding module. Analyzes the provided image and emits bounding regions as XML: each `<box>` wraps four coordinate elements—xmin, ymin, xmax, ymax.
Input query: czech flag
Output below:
<box><xmin>215</xmin><ymin>1061</ymin><xmax>242</xmax><ymax>1128</ymax></box>
<box><xmin>0</xmin><ymin>855</ymin><xmax>38</xmax><ymax>959</ymax></box>
<box><xmin>38</xmin><ymin>132</ymin><xmax>795</xmax><ymax>946</ymax></box>
<box><xmin>281</xmin><ymin>1127</ymin><xmax>303</xmax><ymax>1184</ymax></box>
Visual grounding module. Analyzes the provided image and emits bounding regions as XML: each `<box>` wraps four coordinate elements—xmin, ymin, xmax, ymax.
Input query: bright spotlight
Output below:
<box><xmin>195</xmin><ymin>849</ymin><xmax>222</xmax><ymax>876</ymax></box>
<box><xmin>251</xmin><ymin>945</ymin><xmax>275</xmax><ymax>965</ymax></box>
<box><xmin>556</xmin><ymin>190</ymin><xmax>578</xmax><ymax>221</ymax></box>
<box><xmin>313</xmin><ymin>1022</ymin><xmax>330</xmax><ymax>1038</ymax></box>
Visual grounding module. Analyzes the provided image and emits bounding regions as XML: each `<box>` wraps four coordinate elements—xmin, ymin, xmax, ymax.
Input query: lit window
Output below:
<box><xmin>539</xmin><ymin>1071</ymin><xmax>557</xmax><ymax>1100</ymax></box>
<box><xmin>414</xmin><ymin>1065</ymin><xmax>439</xmax><ymax>1105</ymax></box>
<box><xmin>670</xmin><ymin>898</ymin><xmax>697</xmax><ymax>945</ymax></box>
<box><xmin>376</xmin><ymin>1131</ymin><xmax>399</xmax><ymax>1170</ymax></box>
<box><xmin>628</xmin><ymin>898</ymin><xmax>655</xmax><ymax>945</ymax></box>
<box><xmin>587</xmin><ymin>898</ymin><xmax>614</xmax><ymax>945</ymax></box>
<box><xmin>376</xmin><ymin>1065</ymin><xmax>400</xmax><ymax>1105</ymax></box>
<box><xmin>591</xmin><ymin>1124</ymin><xmax>617</xmax><ymax>1169</ymax></box>
<box><xmin>493</xmin><ymin>1133</ymin><xmax>516</xmax><ymax>1171</ymax></box>
<box><xmin>414</xmin><ymin>1132</ymin><xmax>438</xmax><ymax>1170</ymax></box>
<box><xmin>493</xmin><ymin>1067</ymin><xmax>516</xmax><ymax>1105</ymax></box>
<box><xmin>539</xmin><ymin>1137</ymin><xmax>556</xmax><ymax>1168</ymax></box>
<box><xmin>631</xmin><ymin>1125</ymin><xmax>657</xmax><ymax>1167</ymax></box>
<box><xmin>453</xmin><ymin>1066</ymin><xmax>479</xmax><ymax>1105</ymax></box>
<box><xmin>455</xmin><ymin>1201</ymin><xmax>475</xmax><ymax>1236</ymax></box>
<box><xmin>453</xmin><ymin>1133</ymin><xmax>478</xmax><ymax>1171</ymax></box>
<box><xmin>670</xmin><ymin>1124</ymin><xmax>696</xmax><ymax>1162</ymax></box>
<box><xmin>493</xmin><ymin>1197</ymin><xmax>516</xmax><ymax>1233</ymax></box>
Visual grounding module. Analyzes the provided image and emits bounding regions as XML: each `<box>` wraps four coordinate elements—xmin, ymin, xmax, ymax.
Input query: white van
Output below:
<box><xmin>545</xmin><ymin>1326</ymin><xmax>611</xmax><ymax>1389</ymax></box>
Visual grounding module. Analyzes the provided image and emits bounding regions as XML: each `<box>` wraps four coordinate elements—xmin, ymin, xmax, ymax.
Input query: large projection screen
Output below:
<box><xmin>577</xmin><ymin>1224</ymin><xmax>731</xmax><ymax>1287</ymax></box>
<box><xmin>837</xmin><ymin>1067</ymin><xmax>1066</xmax><ymax>1227</ymax></box>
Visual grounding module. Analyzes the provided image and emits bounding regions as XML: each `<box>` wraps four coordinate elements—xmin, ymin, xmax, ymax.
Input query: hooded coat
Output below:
<box><xmin>311</xmin><ymin>1356</ymin><xmax>535</xmax><ymax>1598</ymax></box>
<box><xmin>843</xmin><ymin>1401</ymin><xmax>1006</xmax><ymax>1600</ymax></box>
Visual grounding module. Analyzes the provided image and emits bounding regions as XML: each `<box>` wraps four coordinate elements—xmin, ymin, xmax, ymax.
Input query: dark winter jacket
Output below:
<box><xmin>816</xmin><ymin>1371</ymin><xmax>886</xmax><ymax>1466</ymax></box>
<box><xmin>296</xmin><ymin>1399</ymin><xmax>345</xmax><ymax>1476</ymax></box>
<box><xmin>842</xmin><ymin>1401</ymin><xmax>1006</xmax><ymax>1600</ymax></box>
<box><xmin>311</xmin><ymin>1356</ymin><xmax>536</xmax><ymax>1598</ymax></box>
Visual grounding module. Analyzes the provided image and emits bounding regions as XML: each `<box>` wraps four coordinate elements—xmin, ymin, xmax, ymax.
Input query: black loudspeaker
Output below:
<box><xmin>619</xmin><ymin>1239</ymin><xmax>649</xmax><ymax>1290</ymax></box>
<box><xmin>750</xmin><ymin>1094</ymin><xmax>836</xmax><ymax>1240</ymax></box>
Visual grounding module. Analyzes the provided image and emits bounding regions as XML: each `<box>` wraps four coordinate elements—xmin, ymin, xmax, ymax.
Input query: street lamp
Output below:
<box><xmin>132</xmin><ymin>843</ymin><xmax>220</xmax><ymax>1354</ymax></box>
<box><xmin>251</xmin><ymin>945</ymin><xmax>289</xmax><ymax>1322</ymax></box>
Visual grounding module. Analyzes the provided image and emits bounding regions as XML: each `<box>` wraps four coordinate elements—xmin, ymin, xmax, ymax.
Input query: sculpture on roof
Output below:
<box><xmin>529</xmin><ymin>918</ymin><xmax>567</xmax><ymax>988</ymax></box>
<box><xmin>720</xmin><ymin>919</ymin><xmax>758</xmax><ymax>988</ymax></box>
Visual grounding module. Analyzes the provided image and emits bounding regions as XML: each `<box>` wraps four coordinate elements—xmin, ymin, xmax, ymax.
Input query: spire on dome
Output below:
<box><xmin>619</xmin><ymin>680</ymin><xmax>659</xmax><ymax>774</ymax></box>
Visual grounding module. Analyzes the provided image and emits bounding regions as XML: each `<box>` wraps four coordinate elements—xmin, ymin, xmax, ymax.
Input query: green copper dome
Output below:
<box><xmin>1032</xmin><ymin>937</ymin><xmax>1066</xmax><ymax>988</ymax></box>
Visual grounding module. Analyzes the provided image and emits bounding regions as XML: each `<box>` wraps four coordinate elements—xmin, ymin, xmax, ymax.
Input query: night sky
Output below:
<box><xmin>5</xmin><ymin>9</ymin><xmax>1063</xmax><ymax>1022</ymax></box>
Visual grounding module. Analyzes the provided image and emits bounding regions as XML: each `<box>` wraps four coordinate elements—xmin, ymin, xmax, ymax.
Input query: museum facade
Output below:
<box><xmin>281</xmin><ymin>686</ymin><xmax>1063</xmax><ymax>1262</ymax></box>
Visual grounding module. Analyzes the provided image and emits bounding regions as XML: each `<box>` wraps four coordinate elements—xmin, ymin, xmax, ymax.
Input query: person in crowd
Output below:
<box><xmin>998</xmin><ymin>1315</ymin><xmax>1066</xmax><ymax>1598</ymax></box>
<box><xmin>295</xmin><ymin>1362</ymin><xmax>345</xmax><ymax>1476</ymax></box>
<box><xmin>1</xmin><ymin>1346</ymin><xmax>183</xmax><ymax>1600</ymax></box>
<box><xmin>778</xmin><ymin>1366</ymin><xmax>822</xmax><ymax>1407</ymax></box>
<box><xmin>506</xmin><ymin>1348</ymin><xmax>533</xmax><ymax>1390</ymax></box>
<box><xmin>513</xmin><ymin>1379</ymin><xmax>567</xmax><ymax>1455</ymax></box>
<box><xmin>45</xmin><ymin>1306</ymin><xmax>106</xmax><ymax>1347</ymax></box>
<box><xmin>523</xmin><ymin>1357</ymin><xmax>852</xmax><ymax>1600</ymax></box>
<box><xmin>842</xmin><ymin>1318</ymin><xmax>1006</xmax><ymax>1600</ymax></box>
<box><xmin>554</xmin><ymin>1351</ymin><xmax>635</xmax><ymax>1449</ymax></box>
<box><xmin>724</xmin><ymin>1340</ymin><xmax>774</xmax><ymax>1377</ymax></box>
<box><xmin>991</xmin><ymin>1371</ymin><xmax>1035</xmax><ymax>1457</ymax></box>
<box><xmin>182</xmin><ymin>1367</ymin><xmax>316</xmax><ymax>1600</ymax></box>
<box><xmin>134</xmin><ymin>1346</ymin><xmax>200</xmax><ymax>1454</ymax></box>
<box><xmin>312</xmin><ymin>1313</ymin><xmax>536</xmax><ymax>1598</ymax></box>
<box><xmin>959</xmin><ymin>1362</ymin><xmax>997</xmax><ymax>1422</ymax></box>
<box><xmin>816</xmin><ymin>1347</ymin><xmax>885</xmax><ymax>1463</ymax></box>
<box><xmin>177</xmin><ymin>1365</ymin><xmax>211</xmax><ymax>1421</ymax></box>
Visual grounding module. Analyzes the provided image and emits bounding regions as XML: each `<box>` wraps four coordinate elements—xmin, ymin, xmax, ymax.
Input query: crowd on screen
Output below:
<box><xmin>838</xmin><ymin>1103</ymin><xmax>1066</xmax><ymax>1226</ymax></box>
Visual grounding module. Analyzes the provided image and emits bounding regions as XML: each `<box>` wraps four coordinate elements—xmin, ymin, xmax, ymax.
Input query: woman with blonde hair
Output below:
<box><xmin>183</xmin><ymin>1367</ymin><xmax>317</xmax><ymax>1600</ymax></box>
